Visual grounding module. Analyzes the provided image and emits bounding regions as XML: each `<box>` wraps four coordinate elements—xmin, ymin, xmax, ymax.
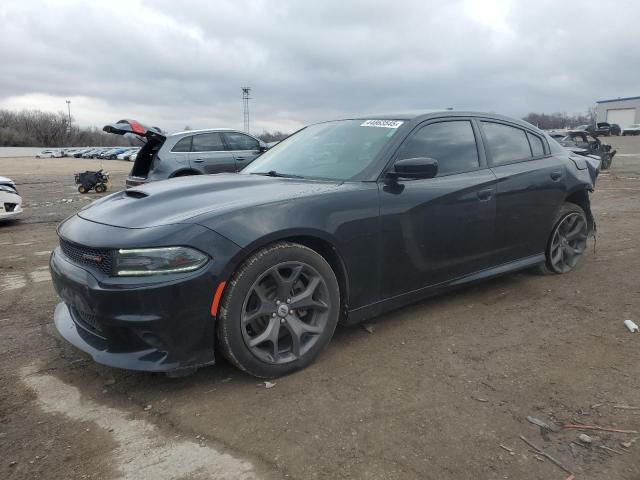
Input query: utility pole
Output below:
<box><xmin>242</xmin><ymin>87</ymin><xmax>251</xmax><ymax>133</ymax></box>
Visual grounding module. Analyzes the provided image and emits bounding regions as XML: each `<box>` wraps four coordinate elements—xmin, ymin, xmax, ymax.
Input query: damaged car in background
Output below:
<box><xmin>0</xmin><ymin>176</ymin><xmax>23</xmax><ymax>221</ymax></box>
<box><xmin>50</xmin><ymin>111</ymin><xmax>599</xmax><ymax>378</ymax></box>
<box><xmin>557</xmin><ymin>131</ymin><xmax>616</xmax><ymax>170</ymax></box>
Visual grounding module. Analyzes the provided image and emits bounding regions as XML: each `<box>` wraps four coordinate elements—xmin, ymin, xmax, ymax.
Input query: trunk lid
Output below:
<box><xmin>103</xmin><ymin>120</ymin><xmax>166</xmax><ymax>179</ymax></box>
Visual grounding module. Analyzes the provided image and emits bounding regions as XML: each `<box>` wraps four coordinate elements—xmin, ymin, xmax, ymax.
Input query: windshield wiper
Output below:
<box><xmin>250</xmin><ymin>170</ymin><xmax>305</xmax><ymax>179</ymax></box>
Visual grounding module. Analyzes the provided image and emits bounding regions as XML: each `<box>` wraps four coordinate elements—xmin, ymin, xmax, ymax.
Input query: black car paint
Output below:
<box><xmin>50</xmin><ymin>111</ymin><xmax>598</xmax><ymax>373</ymax></box>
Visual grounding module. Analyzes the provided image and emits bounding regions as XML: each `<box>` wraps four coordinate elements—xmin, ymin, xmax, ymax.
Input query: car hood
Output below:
<box><xmin>77</xmin><ymin>173</ymin><xmax>344</xmax><ymax>229</ymax></box>
<box><xmin>0</xmin><ymin>176</ymin><xmax>15</xmax><ymax>185</ymax></box>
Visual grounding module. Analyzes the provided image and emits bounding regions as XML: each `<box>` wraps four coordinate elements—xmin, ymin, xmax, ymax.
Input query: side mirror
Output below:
<box><xmin>258</xmin><ymin>141</ymin><xmax>268</xmax><ymax>153</ymax></box>
<box><xmin>390</xmin><ymin>157</ymin><xmax>438</xmax><ymax>180</ymax></box>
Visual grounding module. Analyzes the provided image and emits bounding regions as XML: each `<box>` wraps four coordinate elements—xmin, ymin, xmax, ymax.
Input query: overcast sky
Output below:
<box><xmin>1</xmin><ymin>0</ymin><xmax>639</xmax><ymax>134</ymax></box>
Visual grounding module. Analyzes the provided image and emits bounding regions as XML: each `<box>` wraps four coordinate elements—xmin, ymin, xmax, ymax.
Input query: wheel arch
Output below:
<box><xmin>564</xmin><ymin>188</ymin><xmax>595</xmax><ymax>234</ymax></box>
<box><xmin>222</xmin><ymin>230</ymin><xmax>350</xmax><ymax>321</ymax></box>
<box><xmin>170</xmin><ymin>169</ymin><xmax>202</xmax><ymax>178</ymax></box>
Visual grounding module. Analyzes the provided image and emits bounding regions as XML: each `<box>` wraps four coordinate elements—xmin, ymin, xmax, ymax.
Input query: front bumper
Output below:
<box><xmin>0</xmin><ymin>192</ymin><xmax>23</xmax><ymax>220</ymax></box>
<box><xmin>50</xmin><ymin>245</ymin><xmax>219</xmax><ymax>373</ymax></box>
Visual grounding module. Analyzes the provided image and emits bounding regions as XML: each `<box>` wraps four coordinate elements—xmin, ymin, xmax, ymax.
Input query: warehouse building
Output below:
<box><xmin>596</xmin><ymin>96</ymin><xmax>640</xmax><ymax>127</ymax></box>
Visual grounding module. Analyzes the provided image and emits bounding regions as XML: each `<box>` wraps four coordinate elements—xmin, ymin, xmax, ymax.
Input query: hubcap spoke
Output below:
<box><xmin>272</xmin><ymin>264</ymin><xmax>304</xmax><ymax>300</ymax></box>
<box><xmin>289</xmin><ymin>276</ymin><xmax>327</xmax><ymax>311</ymax></box>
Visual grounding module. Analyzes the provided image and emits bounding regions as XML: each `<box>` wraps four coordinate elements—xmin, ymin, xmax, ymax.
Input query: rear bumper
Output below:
<box><xmin>49</xmin><ymin>248</ymin><xmax>217</xmax><ymax>373</ymax></box>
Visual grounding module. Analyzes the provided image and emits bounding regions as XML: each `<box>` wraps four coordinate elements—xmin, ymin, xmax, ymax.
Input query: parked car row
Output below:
<box><xmin>35</xmin><ymin>147</ymin><xmax>140</xmax><ymax>161</ymax></box>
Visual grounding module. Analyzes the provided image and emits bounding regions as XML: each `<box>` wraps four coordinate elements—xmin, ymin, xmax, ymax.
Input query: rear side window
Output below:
<box><xmin>223</xmin><ymin>132</ymin><xmax>259</xmax><ymax>151</ymax></box>
<box><xmin>192</xmin><ymin>133</ymin><xmax>225</xmax><ymax>152</ymax></box>
<box><xmin>527</xmin><ymin>132</ymin><xmax>545</xmax><ymax>157</ymax></box>
<box><xmin>171</xmin><ymin>136</ymin><xmax>192</xmax><ymax>152</ymax></box>
<box><xmin>481</xmin><ymin>122</ymin><xmax>532</xmax><ymax>165</ymax></box>
<box><xmin>397</xmin><ymin>120</ymin><xmax>479</xmax><ymax>176</ymax></box>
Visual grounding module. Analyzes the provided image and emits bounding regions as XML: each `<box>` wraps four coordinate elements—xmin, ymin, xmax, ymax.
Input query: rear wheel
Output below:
<box><xmin>539</xmin><ymin>203</ymin><xmax>588</xmax><ymax>274</ymax></box>
<box><xmin>217</xmin><ymin>242</ymin><xmax>340</xmax><ymax>378</ymax></box>
<box><xmin>77</xmin><ymin>185</ymin><xmax>88</xmax><ymax>194</ymax></box>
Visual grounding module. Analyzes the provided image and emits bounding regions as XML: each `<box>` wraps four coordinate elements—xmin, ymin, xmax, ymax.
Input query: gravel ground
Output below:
<box><xmin>1</xmin><ymin>140</ymin><xmax>640</xmax><ymax>480</ymax></box>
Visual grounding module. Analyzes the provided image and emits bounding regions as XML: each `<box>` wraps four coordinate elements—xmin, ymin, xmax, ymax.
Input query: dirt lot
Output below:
<box><xmin>1</xmin><ymin>141</ymin><xmax>640</xmax><ymax>480</ymax></box>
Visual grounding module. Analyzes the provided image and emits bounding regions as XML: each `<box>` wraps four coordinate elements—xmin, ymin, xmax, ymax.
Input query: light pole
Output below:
<box><xmin>65</xmin><ymin>100</ymin><xmax>72</xmax><ymax>132</ymax></box>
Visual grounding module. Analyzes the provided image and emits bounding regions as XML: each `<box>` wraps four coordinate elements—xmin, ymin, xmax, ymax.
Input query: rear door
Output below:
<box><xmin>222</xmin><ymin>132</ymin><xmax>262</xmax><ymax>171</ymax></box>
<box><xmin>480</xmin><ymin>120</ymin><xmax>567</xmax><ymax>263</ymax></box>
<box><xmin>190</xmin><ymin>132</ymin><xmax>236</xmax><ymax>173</ymax></box>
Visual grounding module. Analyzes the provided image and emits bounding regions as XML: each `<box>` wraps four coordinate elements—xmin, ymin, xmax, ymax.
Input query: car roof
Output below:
<box><xmin>171</xmin><ymin>128</ymin><xmax>240</xmax><ymax>137</ymax></box>
<box><xmin>331</xmin><ymin>110</ymin><xmax>543</xmax><ymax>131</ymax></box>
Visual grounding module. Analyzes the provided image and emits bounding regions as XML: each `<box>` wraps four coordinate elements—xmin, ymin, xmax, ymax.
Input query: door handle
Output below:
<box><xmin>477</xmin><ymin>189</ymin><xmax>493</xmax><ymax>200</ymax></box>
<box><xmin>193</xmin><ymin>159</ymin><xmax>204</xmax><ymax>163</ymax></box>
<box><xmin>550</xmin><ymin>170</ymin><xmax>562</xmax><ymax>181</ymax></box>
<box><xmin>235</xmin><ymin>157</ymin><xmax>246</xmax><ymax>161</ymax></box>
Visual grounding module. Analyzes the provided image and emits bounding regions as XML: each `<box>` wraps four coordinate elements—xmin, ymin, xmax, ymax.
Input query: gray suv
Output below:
<box><xmin>103</xmin><ymin>120</ymin><xmax>267</xmax><ymax>188</ymax></box>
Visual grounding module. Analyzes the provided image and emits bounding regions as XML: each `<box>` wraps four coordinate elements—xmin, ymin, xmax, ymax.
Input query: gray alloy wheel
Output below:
<box><xmin>547</xmin><ymin>206</ymin><xmax>588</xmax><ymax>274</ymax></box>
<box><xmin>216</xmin><ymin>241</ymin><xmax>340</xmax><ymax>378</ymax></box>
<box><xmin>241</xmin><ymin>262</ymin><xmax>330</xmax><ymax>364</ymax></box>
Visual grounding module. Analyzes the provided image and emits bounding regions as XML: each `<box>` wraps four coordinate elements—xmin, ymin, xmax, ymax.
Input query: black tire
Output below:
<box><xmin>601</xmin><ymin>155</ymin><xmax>612</xmax><ymax>170</ymax></box>
<box><xmin>95</xmin><ymin>184</ymin><xmax>106</xmax><ymax>193</ymax></box>
<box><xmin>217</xmin><ymin>241</ymin><xmax>340</xmax><ymax>378</ymax></box>
<box><xmin>538</xmin><ymin>203</ymin><xmax>588</xmax><ymax>275</ymax></box>
<box><xmin>77</xmin><ymin>185</ymin><xmax>88</xmax><ymax>194</ymax></box>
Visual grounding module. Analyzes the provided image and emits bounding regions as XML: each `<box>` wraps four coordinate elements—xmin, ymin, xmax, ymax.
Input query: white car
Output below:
<box><xmin>36</xmin><ymin>149</ymin><xmax>63</xmax><ymax>158</ymax></box>
<box><xmin>0</xmin><ymin>176</ymin><xmax>23</xmax><ymax>221</ymax></box>
<box><xmin>622</xmin><ymin>124</ymin><xmax>640</xmax><ymax>136</ymax></box>
<box><xmin>127</xmin><ymin>151</ymin><xmax>138</xmax><ymax>162</ymax></box>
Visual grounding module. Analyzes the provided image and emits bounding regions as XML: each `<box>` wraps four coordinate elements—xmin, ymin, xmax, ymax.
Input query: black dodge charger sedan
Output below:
<box><xmin>50</xmin><ymin>112</ymin><xmax>599</xmax><ymax>377</ymax></box>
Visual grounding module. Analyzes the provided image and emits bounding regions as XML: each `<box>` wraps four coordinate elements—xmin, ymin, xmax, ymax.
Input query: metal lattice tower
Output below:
<box><xmin>242</xmin><ymin>87</ymin><xmax>251</xmax><ymax>133</ymax></box>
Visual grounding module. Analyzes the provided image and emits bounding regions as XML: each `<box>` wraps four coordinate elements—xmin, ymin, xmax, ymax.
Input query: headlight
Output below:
<box><xmin>113</xmin><ymin>247</ymin><xmax>208</xmax><ymax>276</ymax></box>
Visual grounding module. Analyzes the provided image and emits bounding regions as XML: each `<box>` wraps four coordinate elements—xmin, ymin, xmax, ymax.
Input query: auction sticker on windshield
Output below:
<box><xmin>360</xmin><ymin>120</ymin><xmax>404</xmax><ymax>128</ymax></box>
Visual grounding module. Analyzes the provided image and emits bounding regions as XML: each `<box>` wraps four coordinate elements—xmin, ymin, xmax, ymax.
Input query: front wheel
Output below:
<box><xmin>539</xmin><ymin>203</ymin><xmax>588</xmax><ymax>274</ymax></box>
<box><xmin>95</xmin><ymin>184</ymin><xmax>106</xmax><ymax>193</ymax></box>
<box><xmin>217</xmin><ymin>242</ymin><xmax>340</xmax><ymax>378</ymax></box>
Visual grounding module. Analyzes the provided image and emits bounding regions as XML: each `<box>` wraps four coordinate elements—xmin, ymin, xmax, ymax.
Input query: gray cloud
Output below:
<box><xmin>1</xmin><ymin>0</ymin><xmax>638</xmax><ymax>133</ymax></box>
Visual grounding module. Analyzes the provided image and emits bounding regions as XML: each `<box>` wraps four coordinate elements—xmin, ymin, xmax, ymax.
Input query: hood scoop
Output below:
<box><xmin>124</xmin><ymin>190</ymin><xmax>148</xmax><ymax>198</ymax></box>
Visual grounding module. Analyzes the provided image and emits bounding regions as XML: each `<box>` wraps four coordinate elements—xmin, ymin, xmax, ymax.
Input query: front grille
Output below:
<box><xmin>4</xmin><ymin>203</ymin><xmax>17</xmax><ymax>212</ymax></box>
<box><xmin>60</xmin><ymin>239</ymin><xmax>113</xmax><ymax>275</ymax></box>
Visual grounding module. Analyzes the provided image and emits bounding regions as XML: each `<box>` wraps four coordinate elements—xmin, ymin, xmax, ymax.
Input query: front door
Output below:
<box><xmin>379</xmin><ymin>119</ymin><xmax>497</xmax><ymax>299</ymax></box>
<box><xmin>190</xmin><ymin>132</ymin><xmax>236</xmax><ymax>173</ymax></box>
<box><xmin>222</xmin><ymin>132</ymin><xmax>262</xmax><ymax>171</ymax></box>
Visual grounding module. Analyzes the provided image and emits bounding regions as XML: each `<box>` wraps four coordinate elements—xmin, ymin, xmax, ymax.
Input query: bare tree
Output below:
<box><xmin>522</xmin><ymin>110</ymin><xmax>594</xmax><ymax>130</ymax></box>
<box><xmin>0</xmin><ymin>109</ymin><xmax>135</xmax><ymax>147</ymax></box>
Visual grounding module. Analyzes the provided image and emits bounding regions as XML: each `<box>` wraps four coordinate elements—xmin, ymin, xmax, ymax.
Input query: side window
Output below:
<box><xmin>527</xmin><ymin>132</ymin><xmax>545</xmax><ymax>157</ymax></box>
<box><xmin>223</xmin><ymin>132</ymin><xmax>259</xmax><ymax>151</ymax></box>
<box><xmin>481</xmin><ymin>122</ymin><xmax>532</xmax><ymax>165</ymax></box>
<box><xmin>192</xmin><ymin>133</ymin><xmax>225</xmax><ymax>152</ymax></box>
<box><xmin>397</xmin><ymin>120</ymin><xmax>479</xmax><ymax>176</ymax></box>
<box><xmin>171</xmin><ymin>136</ymin><xmax>192</xmax><ymax>152</ymax></box>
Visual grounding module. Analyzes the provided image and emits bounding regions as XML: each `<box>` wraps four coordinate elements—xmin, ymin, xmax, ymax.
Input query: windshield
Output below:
<box><xmin>242</xmin><ymin>119</ymin><xmax>403</xmax><ymax>180</ymax></box>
